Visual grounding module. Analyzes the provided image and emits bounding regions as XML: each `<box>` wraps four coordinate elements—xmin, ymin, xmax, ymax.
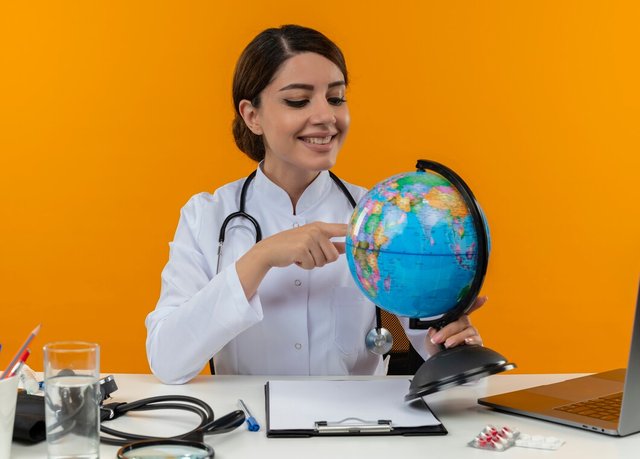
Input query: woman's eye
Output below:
<box><xmin>284</xmin><ymin>99</ymin><xmax>309</xmax><ymax>108</ymax></box>
<box><xmin>328</xmin><ymin>97</ymin><xmax>347</xmax><ymax>106</ymax></box>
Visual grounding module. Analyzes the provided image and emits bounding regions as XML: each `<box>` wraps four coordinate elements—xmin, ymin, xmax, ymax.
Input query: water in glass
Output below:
<box><xmin>45</xmin><ymin>374</ymin><xmax>100</xmax><ymax>459</ymax></box>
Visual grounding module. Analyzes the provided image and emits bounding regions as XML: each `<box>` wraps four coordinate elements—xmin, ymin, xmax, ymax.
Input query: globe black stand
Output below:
<box><xmin>404</xmin><ymin>160</ymin><xmax>516</xmax><ymax>401</ymax></box>
<box><xmin>405</xmin><ymin>344</ymin><xmax>516</xmax><ymax>400</ymax></box>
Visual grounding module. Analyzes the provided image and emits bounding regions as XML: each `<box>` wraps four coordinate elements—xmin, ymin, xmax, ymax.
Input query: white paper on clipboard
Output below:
<box><xmin>267</xmin><ymin>379</ymin><xmax>441</xmax><ymax>431</ymax></box>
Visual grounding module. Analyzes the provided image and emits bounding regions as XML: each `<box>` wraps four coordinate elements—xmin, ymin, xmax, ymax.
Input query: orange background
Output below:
<box><xmin>1</xmin><ymin>1</ymin><xmax>638</xmax><ymax>376</ymax></box>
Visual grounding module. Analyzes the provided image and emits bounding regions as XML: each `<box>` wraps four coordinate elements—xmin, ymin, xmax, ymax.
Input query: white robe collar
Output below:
<box><xmin>254</xmin><ymin>164</ymin><xmax>332</xmax><ymax>215</ymax></box>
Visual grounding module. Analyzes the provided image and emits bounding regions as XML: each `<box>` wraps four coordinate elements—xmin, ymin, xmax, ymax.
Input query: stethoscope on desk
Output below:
<box><xmin>41</xmin><ymin>373</ymin><xmax>244</xmax><ymax>459</ymax></box>
<box><xmin>209</xmin><ymin>170</ymin><xmax>394</xmax><ymax>374</ymax></box>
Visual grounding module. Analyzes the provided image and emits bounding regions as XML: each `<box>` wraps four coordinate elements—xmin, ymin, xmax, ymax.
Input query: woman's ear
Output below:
<box><xmin>238</xmin><ymin>100</ymin><xmax>263</xmax><ymax>135</ymax></box>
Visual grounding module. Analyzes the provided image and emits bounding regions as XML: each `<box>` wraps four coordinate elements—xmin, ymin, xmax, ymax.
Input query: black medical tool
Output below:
<box><xmin>209</xmin><ymin>170</ymin><xmax>393</xmax><ymax>375</ymax></box>
<box><xmin>42</xmin><ymin>373</ymin><xmax>244</xmax><ymax>457</ymax></box>
<box><xmin>100</xmin><ymin>377</ymin><xmax>244</xmax><ymax>457</ymax></box>
<box><xmin>100</xmin><ymin>395</ymin><xmax>245</xmax><ymax>446</ymax></box>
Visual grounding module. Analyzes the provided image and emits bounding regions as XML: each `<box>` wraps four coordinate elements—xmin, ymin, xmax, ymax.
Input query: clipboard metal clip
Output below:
<box><xmin>315</xmin><ymin>417</ymin><xmax>393</xmax><ymax>434</ymax></box>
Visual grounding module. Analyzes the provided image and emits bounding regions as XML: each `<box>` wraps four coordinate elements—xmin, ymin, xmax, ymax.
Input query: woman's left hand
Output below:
<box><xmin>427</xmin><ymin>295</ymin><xmax>487</xmax><ymax>349</ymax></box>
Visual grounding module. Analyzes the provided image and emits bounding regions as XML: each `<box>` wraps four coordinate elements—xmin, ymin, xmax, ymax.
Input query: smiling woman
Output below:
<box><xmin>230</xmin><ymin>26</ymin><xmax>348</xmax><ymax>163</ymax></box>
<box><xmin>1</xmin><ymin>2</ymin><xmax>637</xmax><ymax>380</ymax></box>
<box><xmin>143</xmin><ymin>24</ymin><xmax>483</xmax><ymax>384</ymax></box>
<box><xmin>238</xmin><ymin>52</ymin><xmax>350</xmax><ymax>204</ymax></box>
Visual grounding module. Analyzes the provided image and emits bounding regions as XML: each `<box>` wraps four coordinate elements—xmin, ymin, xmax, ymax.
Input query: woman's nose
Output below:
<box><xmin>309</xmin><ymin>99</ymin><xmax>337</xmax><ymax>125</ymax></box>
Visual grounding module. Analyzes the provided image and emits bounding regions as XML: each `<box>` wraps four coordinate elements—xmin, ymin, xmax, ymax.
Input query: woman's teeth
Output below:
<box><xmin>302</xmin><ymin>136</ymin><xmax>332</xmax><ymax>145</ymax></box>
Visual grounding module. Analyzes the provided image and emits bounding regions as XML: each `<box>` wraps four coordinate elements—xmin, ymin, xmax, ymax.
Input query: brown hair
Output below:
<box><xmin>232</xmin><ymin>25</ymin><xmax>348</xmax><ymax>162</ymax></box>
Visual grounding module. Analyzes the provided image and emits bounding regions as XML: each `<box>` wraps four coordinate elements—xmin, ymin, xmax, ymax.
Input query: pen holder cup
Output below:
<box><xmin>0</xmin><ymin>374</ymin><xmax>20</xmax><ymax>458</ymax></box>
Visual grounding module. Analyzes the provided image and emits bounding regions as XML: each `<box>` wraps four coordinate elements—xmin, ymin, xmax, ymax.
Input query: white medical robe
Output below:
<box><xmin>145</xmin><ymin>167</ymin><xmax>436</xmax><ymax>384</ymax></box>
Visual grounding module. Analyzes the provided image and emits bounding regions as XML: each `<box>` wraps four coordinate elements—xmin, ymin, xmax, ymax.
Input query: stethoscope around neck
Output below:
<box><xmin>209</xmin><ymin>170</ymin><xmax>393</xmax><ymax>373</ymax></box>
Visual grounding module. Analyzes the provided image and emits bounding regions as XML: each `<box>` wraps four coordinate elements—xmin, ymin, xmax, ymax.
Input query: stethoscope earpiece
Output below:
<box><xmin>365</xmin><ymin>327</ymin><xmax>394</xmax><ymax>355</ymax></box>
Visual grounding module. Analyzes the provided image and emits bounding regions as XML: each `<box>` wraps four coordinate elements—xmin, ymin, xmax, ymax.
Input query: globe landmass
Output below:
<box><xmin>346</xmin><ymin>171</ymin><xmax>484</xmax><ymax>318</ymax></box>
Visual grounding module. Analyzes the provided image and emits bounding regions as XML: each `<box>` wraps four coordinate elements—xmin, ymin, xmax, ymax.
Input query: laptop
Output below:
<box><xmin>478</xmin><ymin>281</ymin><xmax>640</xmax><ymax>436</ymax></box>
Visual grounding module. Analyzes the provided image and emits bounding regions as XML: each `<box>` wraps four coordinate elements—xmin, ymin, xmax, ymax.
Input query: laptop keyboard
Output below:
<box><xmin>555</xmin><ymin>392</ymin><xmax>622</xmax><ymax>421</ymax></box>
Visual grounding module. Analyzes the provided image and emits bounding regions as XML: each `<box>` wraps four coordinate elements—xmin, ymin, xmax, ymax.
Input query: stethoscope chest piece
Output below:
<box><xmin>365</xmin><ymin>327</ymin><xmax>394</xmax><ymax>355</ymax></box>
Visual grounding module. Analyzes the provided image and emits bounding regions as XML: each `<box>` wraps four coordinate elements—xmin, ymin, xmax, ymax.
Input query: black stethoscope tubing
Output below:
<box><xmin>215</xmin><ymin>170</ymin><xmax>262</xmax><ymax>274</ymax></box>
<box><xmin>100</xmin><ymin>395</ymin><xmax>245</xmax><ymax>446</ymax></box>
<box><xmin>217</xmin><ymin>170</ymin><xmax>356</xmax><ymax>246</ymax></box>
<box><xmin>210</xmin><ymin>170</ymin><xmax>386</xmax><ymax>374</ymax></box>
<box><xmin>216</xmin><ymin>169</ymin><xmax>356</xmax><ymax>270</ymax></box>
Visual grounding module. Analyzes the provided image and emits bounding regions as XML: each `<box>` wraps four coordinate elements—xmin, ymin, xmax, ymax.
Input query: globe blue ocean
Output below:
<box><xmin>346</xmin><ymin>170</ymin><xmax>490</xmax><ymax>319</ymax></box>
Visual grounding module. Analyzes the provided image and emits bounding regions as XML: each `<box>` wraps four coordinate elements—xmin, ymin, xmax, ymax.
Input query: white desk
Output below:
<box><xmin>12</xmin><ymin>373</ymin><xmax>640</xmax><ymax>458</ymax></box>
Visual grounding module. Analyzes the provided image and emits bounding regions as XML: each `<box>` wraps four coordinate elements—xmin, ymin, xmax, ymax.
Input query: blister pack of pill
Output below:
<box><xmin>469</xmin><ymin>425</ymin><xmax>565</xmax><ymax>452</ymax></box>
<box><xmin>468</xmin><ymin>425</ymin><xmax>519</xmax><ymax>451</ymax></box>
<box><xmin>515</xmin><ymin>433</ymin><xmax>565</xmax><ymax>450</ymax></box>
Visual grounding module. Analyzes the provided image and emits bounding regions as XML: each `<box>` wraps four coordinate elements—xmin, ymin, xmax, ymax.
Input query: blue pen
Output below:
<box><xmin>238</xmin><ymin>399</ymin><xmax>260</xmax><ymax>431</ymax></box>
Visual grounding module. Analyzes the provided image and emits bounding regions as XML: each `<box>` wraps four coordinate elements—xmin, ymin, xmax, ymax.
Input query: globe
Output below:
<box><xmin>346</xmin><ymin>160</ymin><xmax>490</xmax><ymax>323</ymax></box>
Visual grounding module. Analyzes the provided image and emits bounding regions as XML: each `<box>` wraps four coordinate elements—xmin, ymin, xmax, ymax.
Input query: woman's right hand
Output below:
<box><xmin>259</xmin><ymin>222</ymin><xmax>347</xmax><ymax>269</ymax></box>
<box><xmin>236</xmin><ymin>222</ymin><xmax>347</xmax><ymax>298</ymax></box>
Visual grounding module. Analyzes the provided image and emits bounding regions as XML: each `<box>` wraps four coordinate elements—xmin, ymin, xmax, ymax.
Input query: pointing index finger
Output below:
<box><xmin>317</xmin><ymin>222</ymin><xmax>348</xmax><ymax>237</ymax></box>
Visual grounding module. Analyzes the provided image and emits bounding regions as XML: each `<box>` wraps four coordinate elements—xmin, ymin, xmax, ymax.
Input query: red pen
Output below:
<box><xmin>8</xmin><ymin>348</ymin><xmax>31</xmax><ymax>378</ymax></box>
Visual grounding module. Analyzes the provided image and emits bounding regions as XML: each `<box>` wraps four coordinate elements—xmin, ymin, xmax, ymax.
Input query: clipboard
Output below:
<box><xmin>265</xmin><ymin>379</ymin><xmax>447</xmax><ymax>437</ymax></box>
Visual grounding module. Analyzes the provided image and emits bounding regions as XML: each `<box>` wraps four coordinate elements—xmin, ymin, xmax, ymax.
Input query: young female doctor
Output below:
<box><xmin>145</xmin><ymin>25</ymin><xmax>486</xmax><ymax>384</ymax></box>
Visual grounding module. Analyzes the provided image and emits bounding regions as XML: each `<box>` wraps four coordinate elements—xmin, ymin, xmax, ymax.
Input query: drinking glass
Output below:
<box><xmin>44</xmin><ymin>341</ymin><xmax>100</xmax><ymax>459</ymax></box>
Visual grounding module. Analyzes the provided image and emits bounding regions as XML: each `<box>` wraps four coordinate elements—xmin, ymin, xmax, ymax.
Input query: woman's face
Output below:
<box><xmin>243</xmin><ymin>52</ymin><xmax>349</xmax><ymax>180</ymax></box>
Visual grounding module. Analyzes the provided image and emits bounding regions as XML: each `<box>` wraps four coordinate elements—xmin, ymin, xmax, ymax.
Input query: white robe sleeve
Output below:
<box><xmin>145</xmin><ymin>197</ymin><xmax>263</xmax><ymax>384</ymax></box>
